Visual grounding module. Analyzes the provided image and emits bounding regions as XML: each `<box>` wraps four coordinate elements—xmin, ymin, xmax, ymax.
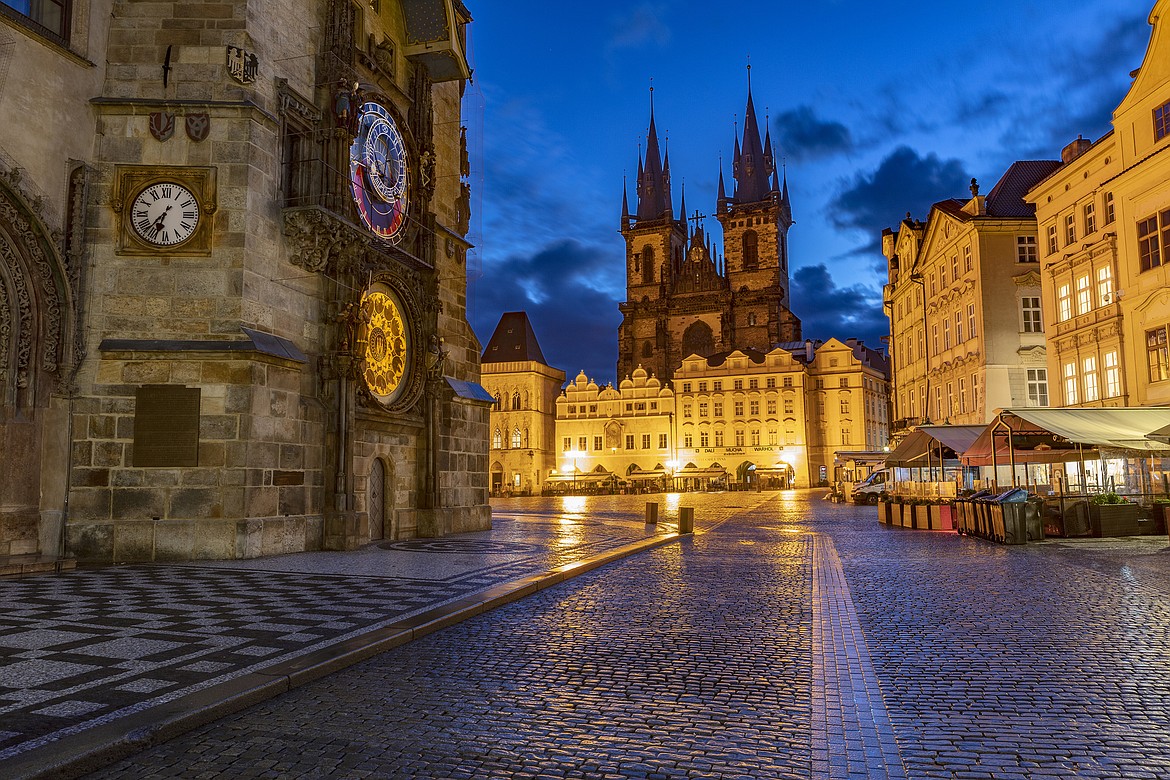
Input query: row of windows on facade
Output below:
<box><xmin>1044</xmin><ymin>192</ymin><xmax>1115</xmax><ymax>257</ymax></box>
<box><xmin>679</xmin><ymin>396</ymin><xmax>884</xmax><ymax>419</ymax></box>
<box><xmin>1062</xmin><ymin>350</ymin><xmax>1124</xmax><ymax>405</ymax></box>
<box><xmin>493</xmin><ymin>393</ymin><xmax>529</xmax><ymax>412</ymax></box>
<box><xmin>900</xmin><ymin>239</ymin><xmax>1040</xmax><ymax>318</ymax></box>
<box><xmin>1054</xmin><ymin>265</ymin><xmax>1115</xmax><ymax>323</ymax></box>
<box><xmin>492</xmin><ymin>429</ymin><xmax>529</xmax><ymax>449</ymax></box>
<box><xmin>563</xmin><ymin>434</ymin><xmax>670</xmax><ymax>452</ymax></box>
<box><xmin>565</xmin><ymin>400</ymin><xmax>659</xmax><ymax>415</ymax></box>
<box><xmin>897</xmin><ymin>304</ymin><xmax>980</xmax><ymax>369</ymax></box>
<box><xmin>901</xmin><ymin>372</ymin><xmax>987</xmax><ymax>420</ymax></box>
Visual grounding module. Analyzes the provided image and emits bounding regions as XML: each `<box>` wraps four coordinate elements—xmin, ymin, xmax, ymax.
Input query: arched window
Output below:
<box><xmin>511</xmin><ymin>429</ymin><xmax>522</xmax><ymax>448</ymax></box>
<box><xmin>682</xmin><ymin>320</ymin><xmax>715</xmax><ymax>359</ymax></box>
<box><xmin>642</xmin><ymin>246</ymin><xmax>655</xmax><ymax>284</ymax></box>
<box><xmin>642</xmin><ymin>340</ymin><xmax>654</xmax><ymax>358</ymax></box>
<box><xmin>742</xmin><ymin>230</ymin><xmax>759</xmax><ymax>270</ymax></box>
<box><xmin>512</xmin><ymin>392</ymin><xmax>521</xmax><ymax>410</ymax></box>
<box><xmin>747</xmin><ymin>312</ymin><xmax>757</xmax><ymax>326</ymax></box>
<box><xmin>492</xmin><ymin>429</ymin><xmax>502</xmax><ymax>449</ymax></box>
<box><xmin>494</xmin><ymin>393</ymin><xmax>501</xmax><ymax>411</ymax></box>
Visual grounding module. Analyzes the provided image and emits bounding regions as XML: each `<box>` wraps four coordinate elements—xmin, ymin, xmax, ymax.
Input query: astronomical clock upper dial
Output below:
<box><xmin>361</xmin><ymin>287</ymin><xmax>410</xmax><ymax>404</ymax></box>
<box><xmin>130</xmin><ymin>182</ymin><xmax>201</xmax><ymax>247</ymax></box>
<box><xmin>349</xmin><ymin>102</ymin><xmax>409</xmax><ymax>242</ymax></box>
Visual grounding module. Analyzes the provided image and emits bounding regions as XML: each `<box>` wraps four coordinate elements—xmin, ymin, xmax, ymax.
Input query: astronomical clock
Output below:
<box><xmin>348</xmin><ymin>102</ymin><xmax>409</xmax><ymax>244</ymax></box>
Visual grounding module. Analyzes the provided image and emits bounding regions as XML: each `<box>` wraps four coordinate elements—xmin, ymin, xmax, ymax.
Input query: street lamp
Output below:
<box><xmin>907</xmin><ymin>272</ymin><xmax>931</xmax><ymax>424</ymax></box>
<box><xmin>565</xmin><ymin>449</ymin><xmax>585</xmax><ymax>493</ymax></box>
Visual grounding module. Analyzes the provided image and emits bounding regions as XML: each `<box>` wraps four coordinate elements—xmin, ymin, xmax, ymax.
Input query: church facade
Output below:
<box><xmin>617</xmin><ymin>85</ymin><xmax>802</xmax><ymax>384</ymax></box>
<box><xmin>1</xmin><ymin>0</ymin><xmax>489</xmax><ymax>566</ymax></box>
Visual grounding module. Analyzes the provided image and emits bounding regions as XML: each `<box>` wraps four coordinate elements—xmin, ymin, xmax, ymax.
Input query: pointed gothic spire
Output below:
<box><xmin>734</xmin><ymin>66</ymin><xmax>772</xmax><ymax>204</ymax></box>
<box><xmin>636</xmin><ymin>82</ymin><xmax>669</xmax><ymax>221</ymax></box>
<box><xmin>717</xmin><ymin>158</ymin><xmax>727</xmax><ymax>213</ymax></box>
<box><xmin>678</xmin><ymin>182</ymin><xmax>687</xmax><ymax>227</ymax></box>
<box><xmin>621</xmin><ymin>175</ymin><xmax>630</xmax><ymax>225</ymax></box>
<box><xmin>763</xmin><ymin>123</ymin><xmax>775</xmax><ymax>176</ymax></box>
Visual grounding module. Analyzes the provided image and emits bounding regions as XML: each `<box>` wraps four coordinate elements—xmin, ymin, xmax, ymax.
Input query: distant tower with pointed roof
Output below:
<box><xmin>617</xmin><ymin>76</ymin><xmax>801</xmax><ymax>383</ymax></box>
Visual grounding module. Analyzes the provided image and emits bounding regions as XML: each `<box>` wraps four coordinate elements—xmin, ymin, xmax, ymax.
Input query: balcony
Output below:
<box><xmin>402</xmin><ymin>0</ymin><xmax>472</xmax><ymax>83</ymax></box>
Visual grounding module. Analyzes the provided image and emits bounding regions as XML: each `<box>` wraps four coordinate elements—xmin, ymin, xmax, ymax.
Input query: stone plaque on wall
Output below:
<box><xmin>133</xmin><ymin>386</ymin><xmax>201</xmax><ymax>467</ymax></box>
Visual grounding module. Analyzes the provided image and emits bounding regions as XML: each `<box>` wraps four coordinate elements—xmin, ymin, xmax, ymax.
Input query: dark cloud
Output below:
<box><xmin>470</xmin><ymin>239</ymin><xmax>621</xmax><ymax>386</ymax></box>
<box><xmin>829</xmin><ymin>146</ymin><xmax>971</xmax><ymax>265</ymax></box>
<box><xmin>772</xmin><ymin>106</ymin><xmax>852</xmax><ymax>161</ymax></box>
<box><xmin>605</xmin><ymin>3</ymin><xmax>671</xmax><ymax>55</ymax></box>
<box><xmin>791</xmin><ymin>264</ymin><xmax>888</xmax><ymax>347</ymax></box>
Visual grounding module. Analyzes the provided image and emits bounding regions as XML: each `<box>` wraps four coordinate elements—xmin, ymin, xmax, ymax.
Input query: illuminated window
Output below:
<box><xmin>1064</xmin><ymin>362</ymin><xmax>1078</xmax><ymax>405</ymax></box>
<box><xmin>683</xmin><ymin>404</ymin><xmax>692</xmax><ymax>418</ymax></box>
<box><xmin>1104</xmin><ymin>351</ymin><xmax>1121</xmax><ymax>397</ymax></box>
<box><xmin>1057</xmin><ymin>284</ymin><xmax>1072</xmax><ymax>321</ymax></box>
<box><xmin>493</xmin><ymin>429</ymin><xmax>502</xmax><ymax>449</ymax></box>
<box><xmin>1084</xmin><ymin>202</ymin><xmax>1096</xmax><ymax>235</ymax></box>
<box><xmin>1097</xmin><ymin>266</ymin><xmax>1113</xmax><ymax>306</ymax></box>
<box><xmin>512</xmin><ymin>429</ymin><xmax>523</xmax><ymax>448</ymax></box>
<box><xmin>1138</xmin><ymin>210</ymin><xmax>1169</xmax><ymax>272</ymax></box>
<box><xmin>1083</xmin><ymin>356</ymin><xmax>1099</xmax><ymax>402</ymax></box>
<box><xmin>1076</xmin><ymin>275</ymin><xmax>1091</xmax><ymax>315</ymax></box>
<box><xmin>751</xmin><ymin>429</ymin><xmax>760</xmax><ymax>445</ymax></box>
<box><xmin>699</xmin><ymin>402</ymin><xmax>708</xmax><ymax>417</ymax></box>
<box><xmin>713</xmin><ymin>401</ymin><xmax>723</xmax><ymax>416</ymax></box>
<box><xmin>1065</xmin><ymin>213</ymin><xmax>1076</xmax><ymax>245</ymax></box>
<box><xmin>767</xmin><ymin>399</ymin><xmax>777</xmax><ymax>414</ymax></box>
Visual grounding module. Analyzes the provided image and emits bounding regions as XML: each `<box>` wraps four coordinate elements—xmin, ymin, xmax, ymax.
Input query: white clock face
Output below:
<box><xmin>130</xmin><ymin>182</ymin><xmax>201</xmax><ymax>246</ymax></box>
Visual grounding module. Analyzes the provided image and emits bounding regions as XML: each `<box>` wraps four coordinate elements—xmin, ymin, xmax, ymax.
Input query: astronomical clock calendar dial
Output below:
<box><xmin>349</xmin><ymin>102</ymin><xmax>409</xmax><ymax>242</ymax></box>
<box><xmin>361</xmin><ymin>288</ymin><xmax>410</xmax><ymax>404</ymax></box>
<box><xmin>130</xmin><ymin>182</ymin><xmax>201</xmax><ymax>247</ymax></box>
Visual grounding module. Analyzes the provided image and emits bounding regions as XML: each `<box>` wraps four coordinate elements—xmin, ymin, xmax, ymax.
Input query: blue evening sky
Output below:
<box><xmin>462</xmin><ymin>1</ymin><xmax>1152</xmax><ymax>386</ymax></box>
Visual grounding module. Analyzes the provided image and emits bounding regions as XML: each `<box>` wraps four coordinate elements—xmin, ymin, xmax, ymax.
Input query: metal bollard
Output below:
<box><xmin>678</xmin><ymin>506</ymin><xmax>694</xmax><ymax>534</ymax></box>
<box><xmin>645</xmin><ymin>502</ymin><xmax>658</xmax><ymax>525</ymax></box>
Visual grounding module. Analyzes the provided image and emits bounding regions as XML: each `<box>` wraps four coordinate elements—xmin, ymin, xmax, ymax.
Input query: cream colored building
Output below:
<box><xmin>1</xmin><ymin>0</ymin><xmax>488</xmax><ymax>564</ymax></box>
<box><xmin>554</xmin><ymin>367</ymin><xmax>675</xmax><ymax>485</ymax></box>
<box><xmin>883</xmin><ymin>162</ymin><xmax>1059</xmax><ymax>433</ymax></box>
<box><xmin>1027</xmin><ymin>0</ymin><xmax>1170</xmax><ymax>409</ymax></box>
<box><xmin>481</xmin><ymin>313</ymin><xmax>564</xmax><ymax>496</ymax></box>
<box><xmin>673</xmin><ymin>338</ymin><xmax>888</xmax><ymax>489</ymax></box>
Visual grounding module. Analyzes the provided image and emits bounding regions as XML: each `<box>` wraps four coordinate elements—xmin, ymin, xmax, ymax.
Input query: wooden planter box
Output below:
<box><xmin>1090</xmin><ymin>503</ymin><xmax>1140</xmax><ymax>537</ymax></box>
<box><xmin>926</xmin><ymin>504</ymin><xmax>954</xmax><ymax>531</ymax></box>
<box><xmin>912</xmin><ymin>504</ymin><xmax>929</xmax><ymax>529</ymax></box>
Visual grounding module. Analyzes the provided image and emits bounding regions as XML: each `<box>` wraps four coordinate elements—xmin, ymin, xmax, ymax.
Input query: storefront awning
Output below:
<box><xmin>885</xmin><ymin>425</ymin><xmax>984</xmax><ymax>467</ymax></box>
<box><xmin>545</xmin><ymin>472</ymin><xmax>617</xmax><ymax>484</ymax></box>
<box><xmin>673</xmin><ymin>467</ymin><xmax>727</xmax><ymax>478</ymax></box>
<box><xmin>962</xmin><ymin>408</ymin><xmax>1170</xmax><ymax>467</ymax></box>
<box><xmin>627</xmin><ymin>470</ymin><xmax>666</xmax><ymax>481</ymax></box>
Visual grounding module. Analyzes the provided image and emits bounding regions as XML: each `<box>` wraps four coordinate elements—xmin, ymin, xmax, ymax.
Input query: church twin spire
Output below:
<box><xmin>625</xmin><ymin>73</ymin><xmax>791</xmax><ymax>227</ymax></box>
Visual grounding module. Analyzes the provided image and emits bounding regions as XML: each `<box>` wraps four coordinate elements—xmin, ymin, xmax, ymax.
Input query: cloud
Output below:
<box><xmin>791</xmin><ymin>264</ymin><xmax>887</xmax><ymax>346</ymax></box>
<box><xmin>605</xmin><ymin>4</ymin><xmax>671</xmax><ymax>55</ymax></box>
<box><xmin>829</xmin><ymin>146</ymin><xmax>971</xmax><ymax>262</ymax></box>
<box><xmin>772</xmin><ymin>106</ymin><xmax>853</xmax><ymax>161</ymax></box>
<box><xmin>470</xmin><ymin>239</ymin><xmax>622</xmax><ymax>386</ymax></box>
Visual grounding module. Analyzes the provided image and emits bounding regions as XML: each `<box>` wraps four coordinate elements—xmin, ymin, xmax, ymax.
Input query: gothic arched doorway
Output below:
<box><xmin>0</xmin><ymin>170</ymin><xmax>77</xmax><ymax>559</ymax></box>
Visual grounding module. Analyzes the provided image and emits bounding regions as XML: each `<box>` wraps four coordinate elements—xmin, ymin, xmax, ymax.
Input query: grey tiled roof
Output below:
<box><xmin>481</xmin><ymin>311</ymin><xmax>550</xmax><ymax>365</ymax></box>
<box><xmin>985</xmin><ymin>160</ymin><xmax>1062</xmax><ymax>218</ymax></box>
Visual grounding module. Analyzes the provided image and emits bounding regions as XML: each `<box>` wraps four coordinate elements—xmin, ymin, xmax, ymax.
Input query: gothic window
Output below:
<box><xmin>742</xmin><ymin>230</ymin><xmax>759</xmax><ymax>270</ymax></box>
<box><xmin>642</xmin><ymin>246</ymin><xmax>655</xmax><ymax>284</ymax></box>
<box><xmin>3</xmin><ymin>0</ymin><xmax>69</xmax><ymax>40</ymax></box>
<box><xmin>641</xmin><ymin>340</ymin><xmax>653</xmax><ymax>358</ymax></box>
<box><xmin>512</xmin><ymin>429</ymin><xmax>522</xmax><ymax>448</ymax></box>
<box><xmin>511</xmin><ymin>392</ymin><xmax>521</xmax><ymax>410</ymax></box>
<box><xmin>681</xmin><ymin>320</ymin><xmax>714</xmax><ymax>359</ymax></box>
<box><xmin>494</xmin><ymin>393</ymin><xmax>501</xmax><ymax>410</ymax></box>
<box><xmin>492</xmin><ymin>429</ymin><xmax>502</xmax><ymax>449</ymax></box>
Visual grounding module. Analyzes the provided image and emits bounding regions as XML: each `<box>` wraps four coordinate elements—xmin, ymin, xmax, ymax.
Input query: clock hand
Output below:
<box><xmin>152</xmin><ymin>204</ymin><xmax>174</xmax><ymax>232</ymax></box>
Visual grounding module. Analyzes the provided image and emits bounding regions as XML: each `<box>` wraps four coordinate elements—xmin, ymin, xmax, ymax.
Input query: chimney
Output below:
<box><xmin>805</xmin><ymin>339</ymin><xmax>814</xmax><ymax>362</ymax></box>
<box><xmin>1061</xmin><ymin>134</ymin><xmax>1093</xmax><ymax>164</ymax></box>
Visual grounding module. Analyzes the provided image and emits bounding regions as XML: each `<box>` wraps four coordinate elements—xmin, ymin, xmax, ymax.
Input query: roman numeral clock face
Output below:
<box><xmin>130</xmin><ymin>182</ymin><xmax>201</xmax><ymax>247</ymax></box>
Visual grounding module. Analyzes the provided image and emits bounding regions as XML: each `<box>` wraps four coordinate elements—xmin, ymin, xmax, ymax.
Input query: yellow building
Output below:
<box><xmin>1027</xmin><ymin>0</ymin><xmax>1170</xmax><ymax>409</ymax></box>
<box><xmin>884</xmin><ymin>162</ymin><xmax>1059</xmax><ymax>433</ymax></box>
<box><xmin>481</xmin><ymin>313</ymin><xmax>564</xmax><ymax>496</ymax></box>
<box><xmin>673</xmin><ymin>339</ymin><xmax>888</xmax><ymax>489</ymax></box>
<box><xmin>554</xmin><ymin>367</ymin><xmax>675</xmax><ymax>488</ymax></box>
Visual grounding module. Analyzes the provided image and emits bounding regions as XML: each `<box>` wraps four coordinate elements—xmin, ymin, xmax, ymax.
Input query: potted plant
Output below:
<box><xmin>1089</xmin><ymin>492</ymin><xmax>1140</xmax><ymax>537</ymax></box>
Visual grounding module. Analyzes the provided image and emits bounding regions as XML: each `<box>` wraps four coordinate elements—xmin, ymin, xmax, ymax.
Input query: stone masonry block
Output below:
<box><xmin>112</xmin><ymin>488</ymin><xmax>165</xmax><ymax>519</ymax></box>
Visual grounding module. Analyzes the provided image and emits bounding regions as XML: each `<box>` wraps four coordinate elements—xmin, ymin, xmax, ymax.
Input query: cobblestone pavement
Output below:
<box><xmin>40</xmin><ymin>491</ymin><xmax>1170</xmax><ymax>778</ymax></box>
<box><xmin>2</xmin><ymin>496</ymin><xmax>765</xmax><ymax>771</ymax></box>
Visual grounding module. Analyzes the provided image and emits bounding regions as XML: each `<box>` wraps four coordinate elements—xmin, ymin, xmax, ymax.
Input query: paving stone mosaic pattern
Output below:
<box><xmin>84</xmin><ymin>492</ymin><xmax>1170</xmax><ymax>779</ymax></box>
<box><xmin>0</xmin><ymin>500</ymin><xmax>716</xmax><ymax>764</ymax></box>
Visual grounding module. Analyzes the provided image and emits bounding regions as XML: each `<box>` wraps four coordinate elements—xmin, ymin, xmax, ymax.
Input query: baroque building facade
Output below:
<box><xmin>0</xmin><ymin>0</ymin><xmax>489</xmax><ymax>564</ymax></box>
<box><xmin>883</xmin><ymin>161</ymin><xmax>1059</xmax><ymax>434</ymax></box>
<box><xmin>616</xmin><ymin>85</ymin><xmax>801</xmax><ymax>385</ymax></box>
<box><xmin>1026</xmin><ymin>0</ymin><xmax>1170</xmax><ymax>410</ymax></box>
<box><xmin>481</xmin><ymin>312</ymin><xmax>564</xmax><ymax>496</ymax></box>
